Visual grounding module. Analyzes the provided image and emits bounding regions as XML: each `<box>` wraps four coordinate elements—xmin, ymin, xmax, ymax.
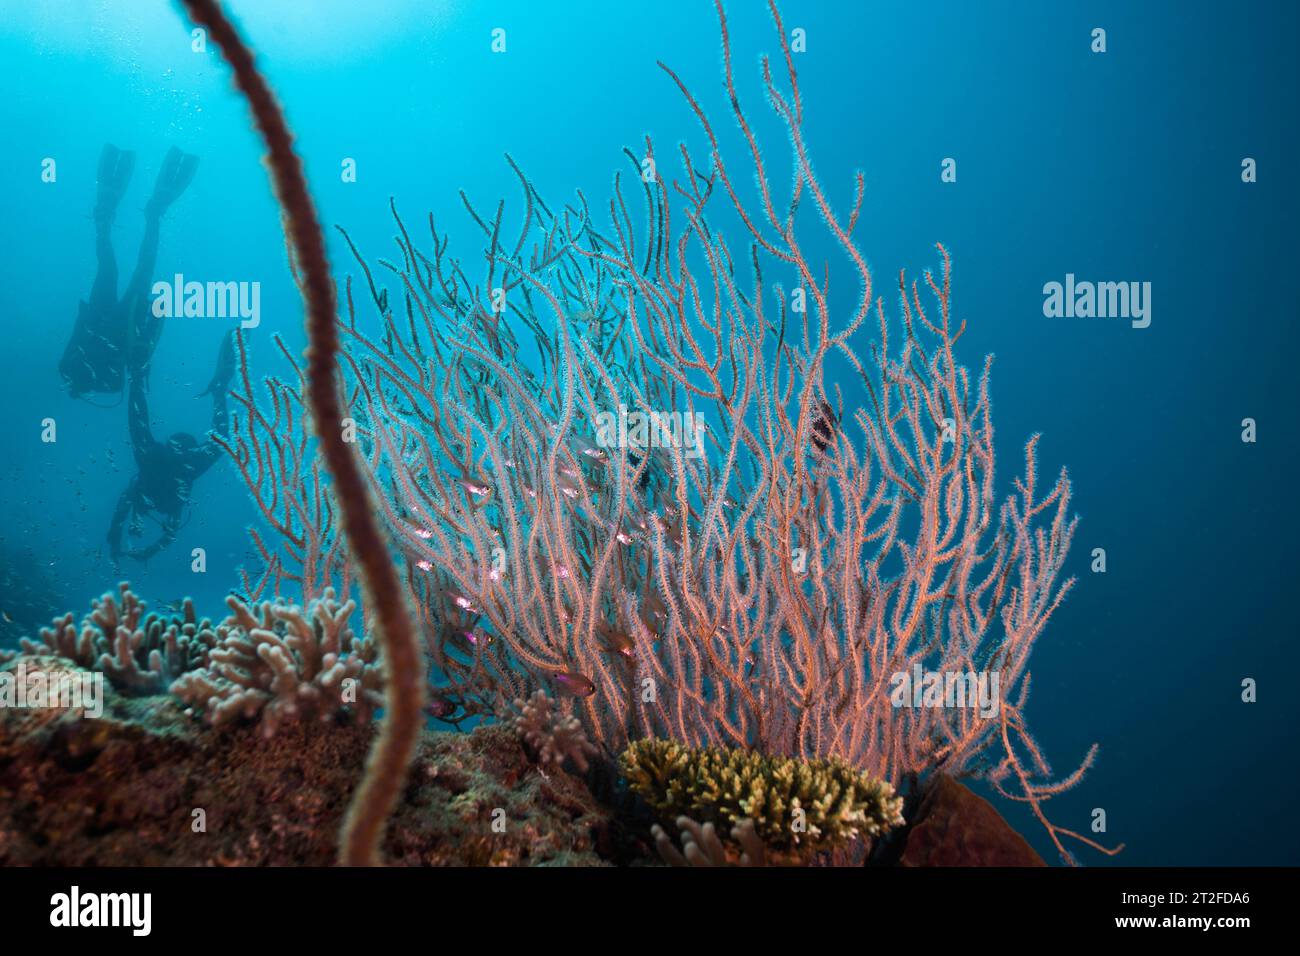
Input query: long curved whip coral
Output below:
<box><xmin>177</xmin><ymin>0</ymin><xmax>424</xmax><ymax>866</ymax></box>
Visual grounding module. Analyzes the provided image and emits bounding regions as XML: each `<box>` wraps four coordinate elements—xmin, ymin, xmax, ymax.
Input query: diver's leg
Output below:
<box><xmin>87</xmin><ymin>211</ymin><xmax>118</xmax><ymax>311</ymax></box>
<box><xmin>66</xmin><ymin>146</ymin><xmax>138</xmax><ymax>394</ymax></box>
<box><xmin>194</xmin><ymin>362</ymin><xmax>233</xmax><ymax>477</ymax></box>
<box><xmin>88</xmin><ymin>145</ymin><xmax>135</xmax><ymax>309</ymax></box>
<box><xmin>124</xmin><ymin>215</ymin><xmax>164</xmax><ymax>374</ymax></box>
<box><xmin>130</xmin><ymin>147</ymin><xmax>201</xmax><ymax>294</ymax></box>
<box><xmin>123</xmin><ymin>149</ymin><xmax>199</xmax><ymax>371</ymax></box>
<box><xmin>107</xmin><ymin>482</ymin><xmax>137</xmax><ymax>560</ymax></box>
<box><xmin>125</xmin><ymin>209</ymin><xmax>162</xmax><ymax>306</ymax></box>
<box><xmin>198</xmin><ymin>330</ymin><xmax>236</xmax><ymax>397</ymax></box>
<box><xmin>128</xmin><ymin>304</ymin><xmax>166</xmax><ymax>378</ymax></box>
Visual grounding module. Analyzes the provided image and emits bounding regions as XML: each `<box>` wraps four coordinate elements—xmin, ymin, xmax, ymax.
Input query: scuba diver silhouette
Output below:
<box><xmin>108</xmin><ymin>330</ymin><xmax>236</xmax><ymax>564</ymax></box>
<box><xmin>59</xmin><ymin>144</ymin><xmax>199</xmax><ymax>400</ymax></box>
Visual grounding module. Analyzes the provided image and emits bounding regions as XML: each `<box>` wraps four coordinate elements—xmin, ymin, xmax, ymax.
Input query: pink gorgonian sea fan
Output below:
<box><xmin>223</xmin><ymin>0</ymin><xmax>1120</xmax><ymax>863</ymax></box>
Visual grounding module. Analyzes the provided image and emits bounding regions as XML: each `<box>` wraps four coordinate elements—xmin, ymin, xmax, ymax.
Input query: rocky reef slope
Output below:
<box><xmin>0</xmin><ymin>655</ymin><xmax>1041</xmax><ymax>866</ymax></box>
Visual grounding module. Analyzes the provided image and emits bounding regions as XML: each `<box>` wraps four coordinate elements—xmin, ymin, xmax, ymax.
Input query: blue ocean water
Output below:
<box><xmin>1</xmin><ymin>0</ymin><xmax>1296</xmax><ymax>866</ymax></box>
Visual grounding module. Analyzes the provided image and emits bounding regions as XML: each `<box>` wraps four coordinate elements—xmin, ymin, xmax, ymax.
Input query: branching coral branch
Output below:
<box><xmin>216</xmin><ymin>331</ymin><xmax>355</xmax><ymax>602</ymax></box>
<box><xmin>20</xmin><ymin>583</ymin><xmax>216</xmax><ymax>694</ymax></box>
<box><xmin>170</xmin><ymin>589</ymin><xmax>383</xmax><ymax>735</ymax></box>
<box><xmin>511</xmin><ymin>690</ymin><xmax>599</xmax><ymax>773</ymax></box>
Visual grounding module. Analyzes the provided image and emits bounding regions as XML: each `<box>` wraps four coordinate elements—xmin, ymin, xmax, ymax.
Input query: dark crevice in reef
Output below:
<box><xmin>866</xmin><ymin>774</ymin><xmax>924</xmax><ymax>866</ymax></box>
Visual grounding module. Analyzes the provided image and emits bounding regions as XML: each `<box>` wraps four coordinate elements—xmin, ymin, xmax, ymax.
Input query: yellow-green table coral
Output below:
<box><xmin>621</xmin><ymin>738</ymin><xmax>905</xmax><ymax>855</ymax></box>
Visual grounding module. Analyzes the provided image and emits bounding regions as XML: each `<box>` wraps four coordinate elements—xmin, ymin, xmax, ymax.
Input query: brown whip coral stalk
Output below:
<box><xmin>178</xmin><ymin>0</ymin><xmax>424</xmax><ymax>866</ymax></box>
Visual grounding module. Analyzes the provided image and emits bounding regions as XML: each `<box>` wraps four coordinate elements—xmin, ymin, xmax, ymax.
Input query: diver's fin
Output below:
<box><xmin>146</xmin><ymin>147</ymin><xmax>199</xmax><ymax>217</ymax></box>
<box><xmin>198</xmin><ymin>331</ymin><xmax>236</xmax><ymax>397</ymax></box>
<box><xmin>94</xmin><ymin>144</ymin><xmax>136</xmax><ymax>223</ymax></box>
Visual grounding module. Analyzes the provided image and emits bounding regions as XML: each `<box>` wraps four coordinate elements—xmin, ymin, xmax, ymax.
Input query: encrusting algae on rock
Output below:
<box><xmin>0</xmin><ymin>653</ymin><xmax>614</xmax><ymax>866</ymax></box>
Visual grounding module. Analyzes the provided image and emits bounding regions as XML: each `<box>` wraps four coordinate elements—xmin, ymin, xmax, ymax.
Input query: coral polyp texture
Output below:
<box><xmin>511</xmin><ymin>690</ymin><xmax>600</xmax><ymax>773</ymax></box>
<box><xmin>170</xmin><ymin>589</ymin><xmax>384</xmax><ymax>735</ymax></box>
<box><xmin>621</xmin><ymin>738</ymin><xmax>904</xmax><ymax>859</ymax></box>
<box><xmin>20</xmin><ymin>583</ymin><xmax>217</xmax><ymax>694</ymax></box>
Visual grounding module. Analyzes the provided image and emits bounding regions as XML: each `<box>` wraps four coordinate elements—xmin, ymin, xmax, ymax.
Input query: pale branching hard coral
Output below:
<box><xmin>170</xmin><ymin>589</ymin><xmax>383</xmax><ymax>736</ymax></box>
<box><xmin>622</xmin><ymin>738</ymin><xmax>904</xmax><ymax>860</ymax></box>
<box><xmin>652</xmin><ymin>816</ymin><xmax>768</xmax><ymax>867</ymax></box>
<box><xmin>19</xmin><ymin>583</ymin><xmax>216</xmax><ymax>695</ymax></box>
<box><xmin>511</xmin><ymin>690</ymin><xmax>599</xmax><ymax>773</ymax></box>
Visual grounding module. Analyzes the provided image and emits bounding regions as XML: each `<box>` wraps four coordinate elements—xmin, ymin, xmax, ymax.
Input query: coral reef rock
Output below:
<box><xmin>0</xmin><ymin>656</ymin><xmax>612</xmax><ymax>866</ymax></box>
<box><xmin>898</xmin><ymin>774</ymin><xmax>1046</xmax><ymax>866</ymax></box>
